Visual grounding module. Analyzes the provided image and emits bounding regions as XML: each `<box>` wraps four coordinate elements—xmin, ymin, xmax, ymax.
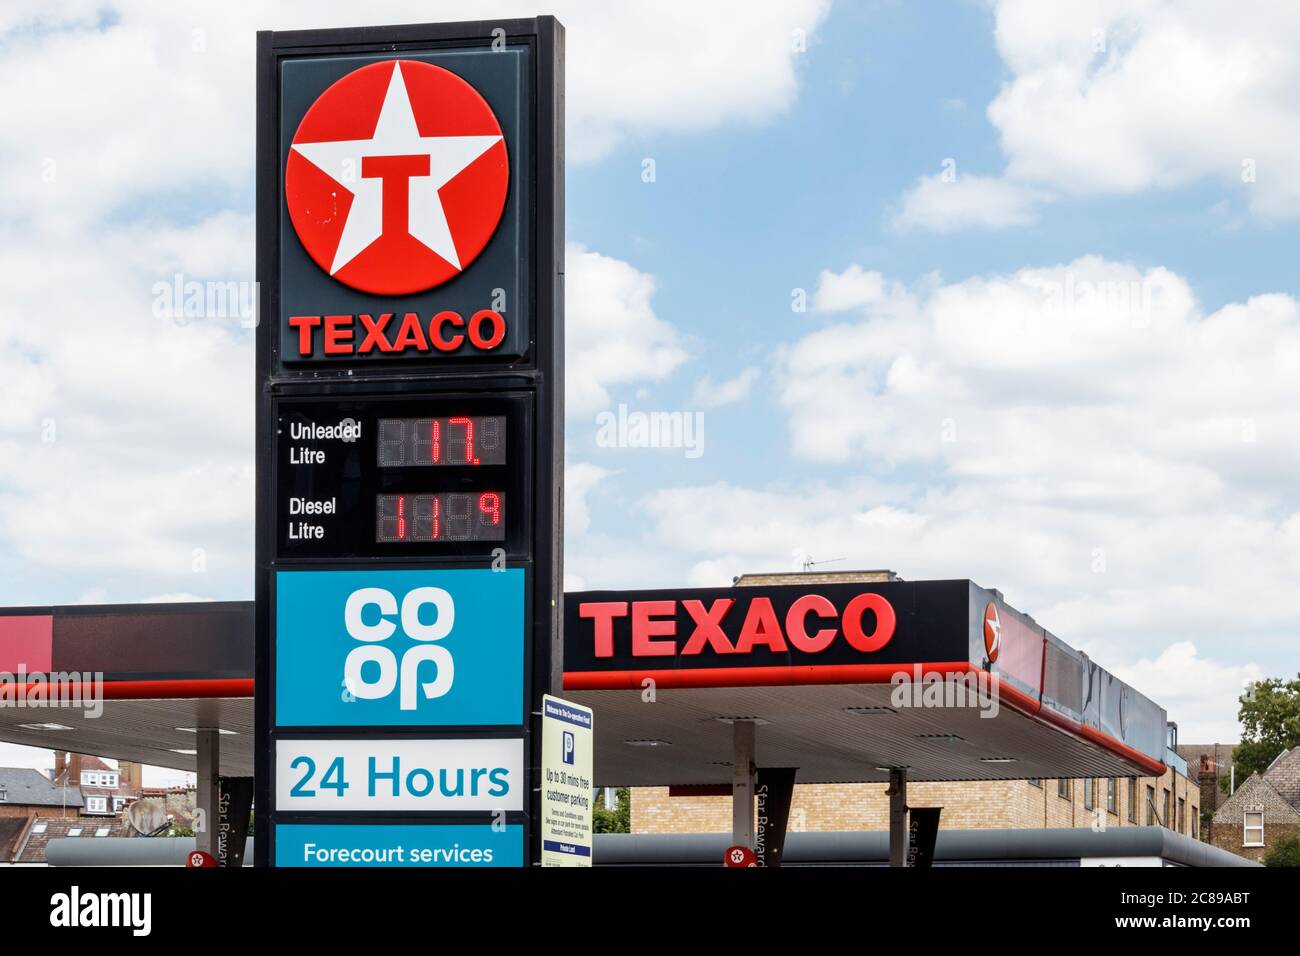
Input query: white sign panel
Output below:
<box><xmin>540</xmin><ymin>695</ymin><xmax>594</xmax><ymax>867</ymax></box>
<box><xmin>276</xmin><ymin>737</ymin><xmax>524</xmax><ymax>812</ymax></box>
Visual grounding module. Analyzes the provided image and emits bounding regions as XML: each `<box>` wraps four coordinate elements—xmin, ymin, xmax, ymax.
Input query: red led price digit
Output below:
<box><xmin>479</xmin><ymin>492</ymin><xmax>501</xmax><ymax>526</ymax></box>
<box><xmin>449</xmin><ymin>417</ymin><xmax>479</xmax><ymax>465</ymax></box>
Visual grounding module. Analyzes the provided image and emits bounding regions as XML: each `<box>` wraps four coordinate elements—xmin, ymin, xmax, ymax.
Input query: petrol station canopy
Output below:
<box><xmin>0</xmin><ymin>577</ymin><xmax>1167</xmax><ymax>784</ymax></box>
<box><xmin>562</xmin><ymin>578</ymin><xmax>1167</xmax><ymax>784</ymax></box>
<box><xmin>0</xmin><ymin>602</ymin><xmax>254</xmax><ymax>776</ymax></box>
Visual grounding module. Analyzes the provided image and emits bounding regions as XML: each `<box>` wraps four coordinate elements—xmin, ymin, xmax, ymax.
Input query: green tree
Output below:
<box><xmin>593</xmin><ymin>787</ymin><xmax>630</xmax><ymax>834</ymax></box>
<box><xmin>1222</xmin><ymin>675</ymin><xmax>1300</xmax><ymax>793</ymax></box>
<box><xmin>1262</xmin><ymin>833</ymin><xmax>1300</xmax><ymax>867</ymax></box>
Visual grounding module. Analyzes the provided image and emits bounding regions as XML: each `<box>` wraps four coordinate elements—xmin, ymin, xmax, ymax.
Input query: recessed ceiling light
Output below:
<box><xmin>712</xmin><ymin>716</ymin><xmax>770</xmax><ymax>725</ymax></box>
<box><xmin>624</xmin><ymin>739</ymin><xmax>671</xmax><ymax>748</ymax></box>
<box><xmin>979</xmin><ymin>757</ymin><xmax>1016</xmax><ymax>764</ymax></box>
<box><xmin>169</xmin><ymin>749</ymin><xmax>198</xmax><ymax>756</ymax></box>
<box><xmin>175</xmin><ymin>728</ymin><xmax>239</xmax><ymax>735</ymax></box>
<box><xmin>17</xmin><ymin>722</ymin><xmax>73</xmax><ymax>731</ymax></box>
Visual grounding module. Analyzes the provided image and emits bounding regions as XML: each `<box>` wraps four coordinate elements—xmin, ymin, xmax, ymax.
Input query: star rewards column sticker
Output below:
<box><xmin>285</xmin><ymin>59</ymin><xmax>510</xmax><ymax>296</ymax></box>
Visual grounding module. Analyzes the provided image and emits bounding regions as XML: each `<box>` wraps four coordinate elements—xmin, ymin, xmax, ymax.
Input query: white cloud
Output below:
<box><xmin>1113</xmin><ymin>642</ymin><xmax>1261</xmax><ymax>742</ymax></box>
<box><xmin>892</xmin><ymin>1</ymin><xmax>1300</xmax><ymax>229</ymax></box>
<box><xmin>988</xmin><ymin>0</ymin><xmax>1300</xmax><ymax>217</ymax></box>
<box><xmin>557</xmin><ymin>1</ymin><xmax>831</xmax><ymax>161</ymax></box>
<box><xmin>892</xmin><ymin>172</ymin><xmax>1048</xmax><ymax>232</ymax></box>
<box><xmin>565</xmin><ymin>243</ymin><xmax>690</xmax><ymax>416</ymax></box>
<box><xmin>0</xmin><ymin>211</ymin><xmax>254</xmax><ymax>594</ymax></box>
<box><xmin>781</xmin><ymin>256</ymin><xmax>1298</xmax><ymax>479</ymax></box>
<box><xmin>564</xmin><ymin>254</ymin><xmax>1300</xmax><ymax>735</ymax></box>
<box><xmin>691</xmin><ymin>368</ymin><xmax>760</xmax><ymax>409</ymax></box>
<box><xmin>564</xmin><ymin>462</ymin><xmax>612</xmax><ymax>537</ymax></box>
<box><xmin>642</xmin><ymin>479</ymin><xmax>913</xmax><ymax>586</ymax></box>
<box><xmin>0</xmin><ymin>0</ymin><xmax>831</xmax><ymax>226</ymax></box>
<box><xmin>811</xmin><ymin>264</ymin><xmax>890</xmax><ymax>313</ymax></box>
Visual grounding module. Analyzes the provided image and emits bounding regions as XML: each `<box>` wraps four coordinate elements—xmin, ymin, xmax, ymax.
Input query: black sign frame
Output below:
<box><xmin>255</xmin><ymin>17</ymin><xmax>564</xmax><ymax>869</ymax></box>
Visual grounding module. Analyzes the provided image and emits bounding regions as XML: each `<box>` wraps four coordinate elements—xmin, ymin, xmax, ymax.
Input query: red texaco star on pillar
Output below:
<box><xmin>285</xmin><ymin>59</ymin><xmax>509</xmax><ymax>296</ymax></box>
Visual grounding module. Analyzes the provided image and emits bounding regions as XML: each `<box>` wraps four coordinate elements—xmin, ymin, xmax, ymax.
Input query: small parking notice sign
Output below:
<box><xmin>540</xmin><ymin>695</ymin><xmax>594</xmax><ymax>867</ymax></box>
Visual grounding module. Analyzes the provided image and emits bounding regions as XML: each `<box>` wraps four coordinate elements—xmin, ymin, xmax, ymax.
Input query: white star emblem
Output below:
<box><xmin>290</xmin><ymin>62</ymin><xmax>502</xmax><ymax>275</ymax></box>
<box><xmin>986</xmin><ymin>609</ymin><xmax>1001</xmax><ymax>648</ymax></box>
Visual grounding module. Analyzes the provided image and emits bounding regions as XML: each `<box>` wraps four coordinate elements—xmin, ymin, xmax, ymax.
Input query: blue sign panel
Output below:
<box><xmin>275</xmin><ymin>568</ymin><xmax>525</xmax><ymax>727</ymax></box>
<box><xmin>276</xmin><ymin>823</ymin><xmax>524</xmax><ymax>867</ymax></box>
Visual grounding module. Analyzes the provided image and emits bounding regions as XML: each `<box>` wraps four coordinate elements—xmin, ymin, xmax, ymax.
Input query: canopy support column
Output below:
<box><xmin>731</xmin><ymin>720</ymin><xmax>756</xmax><ymax>848</ymax></box>
<box><xmin>887</xmin><ymin>767</ymin><xmax>909</xmax><ymax>867</ymax></box>
<box><xmin>196</xmin><ymin>728</ymin><xmax>220</xmax><ymax>857</ymax></box>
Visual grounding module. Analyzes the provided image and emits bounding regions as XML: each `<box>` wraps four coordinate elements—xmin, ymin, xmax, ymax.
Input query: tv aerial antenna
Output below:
<box><xmin>801</xmin><ymin>555</ymin><xmax>845</xmax><ymax>572</ymax></box>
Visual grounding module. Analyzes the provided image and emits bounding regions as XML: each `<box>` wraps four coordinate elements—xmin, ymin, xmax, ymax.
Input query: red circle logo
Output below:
<box><xmin>724</xmin><ymin>845</ymin><xmax>757</xmax><ymax>868</ymax></box>
<box><xmin>285</xmin><ymin>59</ymin><xmax>509</xmax><ymax>296</ymax></box>
<box><xmin>983</xmin><ymin>602</ymin><xmax>1002</xmax><ymax>663</ymax></box>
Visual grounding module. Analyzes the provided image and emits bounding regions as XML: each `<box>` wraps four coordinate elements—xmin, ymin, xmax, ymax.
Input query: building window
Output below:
<box><xmin>1163</xmin><ymin>790</ymin><xmax>1171</xmax><ymax>829</ymax></box>
<box><xmin>1146</xmin><ymin>785</ymin><xmax>1156</xmax><ymax>825</ymax></box>
<box><xmin>1083</xmin><ymin>779</ymin><xmax>1095</xmax><ymax>810</ymax></box>
<box><xmin>1107</xmin><ymin>778</ymin><xmax>1117</xmax><ymax>814</ymax></box>
<box><xmin>1057</xmin><ymin>779</ymin><xmax>1072</xmax><ymax>800</ymax></box>
<box><xmin>86</xmin><ymin>796</ymin><xmax>108</xmax><ymax>813</ymax></box>
<box><xmin>68</xmin><ymin>828</ymin><xmax>82</xmax><ymax>837</ymax></box>
<box><xmin>33</xmin><ymin>823</ymin><xmax>47</xmax><ymax>834</ymax></box>
<box><xmin>1177</xmin><ymin>797</ymin><xmax>1185</xmax><ymax>833</ymax></box>
<box><xmin>1028</xmin><ymin>778</ymin><xmax>1042</xmax><ymax>788</ymax></box>
<box><xmin>113</xmin><ymin>797</ymin><xmax>127</xmax><ymax>811</ymax></box>
<box><xmin>1128</xmin><ymin>777</ymin><xmax>1138</xmax><ymax>823</ymax></box>
<box><xmin>1244</xmin><ymin>811</ymin><xmax>1264</xmax><ymax>847</ymax></box>
<box><xmin>1192</xmin><ymin>811</ymin><xmax>1200</xmax><ymax>840</ymax></box>
<box><xmin>94</xmin><ymin>827</ymin><xmax>110</xmax><ymax>837</ymax></box>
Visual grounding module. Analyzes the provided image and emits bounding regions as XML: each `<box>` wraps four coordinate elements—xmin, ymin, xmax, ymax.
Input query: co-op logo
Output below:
<box><xmin>285</xmin><ymin>59</ymin><xmax>509</xmax><ymax>296</ymax></box>
<box><xmin>342</xmin><ymin>587</ymin><xmax>455</xmax><ymax>710</ymax></box>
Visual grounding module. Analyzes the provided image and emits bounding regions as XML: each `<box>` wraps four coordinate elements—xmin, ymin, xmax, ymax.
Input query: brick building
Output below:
<box><xmin>0</xmin><ymin>765</ymin><xmax>85</xmax><ymax>863</ymax></box>
<box><xmin>1209</xmin><ymin>747</ymin><xmax>1300</xmax><ymax>863</ymax></box>
<box><xmin>50</xmin><ymin>751</ymin><xmax>144</xmax><ymax>817</ymax></box>
<box><xmin>1176</xmin><ymin>742</ymin><xmax>1237</xmax><ymax>841</ymax></box>
<box><xmin>632</xmin><ymin>758</ymin><xmax>1201</xmax><ymax>840</ymax></box>
<box><xmin>0</xmin><ymin>754</ymin><xmax>147</xmax><ymax>863</ymax></box>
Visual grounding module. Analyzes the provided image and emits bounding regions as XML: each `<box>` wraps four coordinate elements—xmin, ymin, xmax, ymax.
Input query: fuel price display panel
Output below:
<box><xmin>274</xmin><ymin>394</ymin><xmax>531</xmax><ymax>560</ymax></box>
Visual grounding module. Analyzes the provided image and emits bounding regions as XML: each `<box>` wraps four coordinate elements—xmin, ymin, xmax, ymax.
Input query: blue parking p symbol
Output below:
<box><xmin>562</xmin><ymin>730</ymin><xmax>575</xmax><ymax>765</ymax></box>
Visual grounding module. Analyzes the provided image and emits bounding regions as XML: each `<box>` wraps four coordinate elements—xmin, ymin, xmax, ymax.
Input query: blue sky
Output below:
<box><xmin>1</xmin><ymin>0</ymin><xmax>1299</xmax><ymax>771</ymax></box>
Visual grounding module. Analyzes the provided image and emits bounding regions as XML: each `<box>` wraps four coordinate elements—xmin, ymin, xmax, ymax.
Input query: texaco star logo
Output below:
<box><xmin>983</xmin><ymin>602</ymin><xmax>1002</xmax><ymax>663</ymax></box>
<box><xmin>285</xmin><ymin>59</ymin><xmax>509</xmax><ymax>296</ymax></box>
